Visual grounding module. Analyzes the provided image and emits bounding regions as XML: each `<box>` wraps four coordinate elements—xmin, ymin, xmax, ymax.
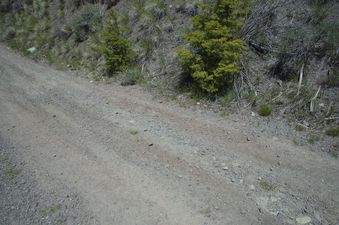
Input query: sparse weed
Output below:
<box><xmin>219</xmin><ymin>92</ymin><xmax>235</xmax><ymax>107</ymax></box>
<box><xmin>68</xmin><ymin>4</ymin><xmax>106</xmax><ymax>42</ymax></box>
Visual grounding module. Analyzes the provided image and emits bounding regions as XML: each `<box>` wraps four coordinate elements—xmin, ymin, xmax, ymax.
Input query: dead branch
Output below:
<box><xmin>310</xmin><ymin>86</ymin><xmax>321</xmax><ymax>112</ymax></box>
<box><xmin>296</xmin><ymin>64</ymin><xmax>304</xmax><ymax>96</ymax></box>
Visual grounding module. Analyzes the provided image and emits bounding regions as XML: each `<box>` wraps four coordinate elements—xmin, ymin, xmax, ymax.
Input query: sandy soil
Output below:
<box><xmin>0</xmin><ymin>45</ymin><xmax>338</xmax><ymax>225</ymax></box>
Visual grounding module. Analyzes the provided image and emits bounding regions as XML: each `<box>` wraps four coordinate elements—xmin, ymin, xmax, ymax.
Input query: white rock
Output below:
<box><xmin>296</xmin><ymin>216</ymin><xmax>312</xmax><ymax>224</ymax></box>
<box><xmin>27</xmin><ymin>47</ymin><xmax>37</xmax><ymax>53</ymax></box>
<box><xmin>256</xmin><ymin>196</ymin><xmax>269</xmax><ymax>211</ymax></box>
<box><xmin>249</xmin><ymin>185</ymin><xmax>255</xmax><ymax>190</ymax></box>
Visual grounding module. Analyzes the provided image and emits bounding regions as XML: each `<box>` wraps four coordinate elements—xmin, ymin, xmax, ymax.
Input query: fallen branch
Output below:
<box><xmin>296</xmin><ymin>64</ymin><xmax>304</xmax><ymax>96</ymax></box>
<box><xmin>325</xmin><ymin>117</ymin><xmax>339</xmax><ymax>121</ymax></box>
<box><xmin>310</xmin><ymin>86</ymin><xmax>321</xmax><ymax>112</ymax></box>
<box><xmin>271</xmin><ymin>92</ymin><xmax>283</xmax><ymax>102</ymax></box>
<box><xmin>326</xmin><ymin>101</ymin><xmax>333</xmax><ymax>117</ymax></box>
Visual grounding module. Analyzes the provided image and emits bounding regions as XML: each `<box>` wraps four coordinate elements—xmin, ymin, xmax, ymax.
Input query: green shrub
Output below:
<box><xmin>95</xmin><ymin>10</ymin><xmax>135</xmax><ymax>75</ymax></box>
<box><xmin>258</xmin><ymin>104</ymin><xmax>272</xmax><ymax>117</ymax></box>
<box><xmin>176</xmin><ymin>0</ymin><xmax>248</xmax><ymax>93</ymax></box>
<box><xmin>326</xmin><ymin>127</ymin><xmax>339</xmax><ymax>137</ymax></box>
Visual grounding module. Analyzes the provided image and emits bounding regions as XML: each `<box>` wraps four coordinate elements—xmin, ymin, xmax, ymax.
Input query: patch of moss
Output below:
<box><xmin>41</xmin><ymin>203</ymin><xmax>62</xmax><ymax>216</ymax></box>
<box><xmin>3</xmin><ymin>168</ymin><xmax>20</xmax><ymax>178</ymax></box>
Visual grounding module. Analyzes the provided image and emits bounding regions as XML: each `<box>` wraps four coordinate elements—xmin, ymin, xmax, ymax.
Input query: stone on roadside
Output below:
<box><xmin>296</xmin><ymin>216</ymin><xmax>312</xmax><ymax>224</ymax></box>
<box><xmin>27</xmin><ymin>47</ymin><xmax>37</xmax><ymax>53</ymax></box>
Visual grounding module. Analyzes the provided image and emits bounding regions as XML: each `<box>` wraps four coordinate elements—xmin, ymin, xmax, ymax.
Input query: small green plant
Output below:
<box><xmin>258</xmin><ymin>104</ymin><xmax>272</xmax><ymax>117</ymax></box>
<box><xmin>259</xmin><ymin>180</ymin><xmax>275</xmax><ymax>191</ymax></box>
<box><xmin>128</xmin><ymin>129</ymin><xmax>139</xmax><ymax>135</ymax></box>
<box><xmin>3</xmin><ymin>168</ymin><xmax>20</xmax><ymax>178</ymax></box>
<box><xmin>176</xmin><ymin>0</ymin><xmax>248</xmax><ymax>93</ymax></box>
<box><xmin>95</xmin><ymin>10</ymin><xmax>135</xmax><ymax>76</ymax></box>
<box><xmin>326</xmin><ymin>127</ymin><xmax>339</xmax><ymax>137</ymax></box>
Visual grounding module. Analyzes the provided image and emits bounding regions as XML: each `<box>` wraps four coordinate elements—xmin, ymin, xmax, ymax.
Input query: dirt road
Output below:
<box><xmin>0</xmin><ymin>45</ymin><xmax>338</xmax><ymax>225</ymax></box>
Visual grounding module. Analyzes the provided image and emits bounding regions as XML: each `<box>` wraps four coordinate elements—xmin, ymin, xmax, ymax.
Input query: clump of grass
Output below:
<box><xmin>259</xmin><ymin>180</ymin><xmax>275</xmax><ymax>191</ymax></box>
<box><xmin>219</xmin><ymin>92</ymin><xmax>235</xmax><ymax>107</ymax></box>
<box><xmin>258</xmin><ymin>104</ymin><xmax>272</xmax><ymax>117</ymax></box>
<box><xmin>128</xmin><ymin>129</ymin><xmax>139</xmax><ymax>135</ymax></box>
<box><xmin>3</xmin><ymin>168</ymin><xmax>20</xmax><ymax>178</ymax></box>
<box><xmin>326</xmin><ymin>127</ymin><xmax>339</xmax><ymax>137</ymax></box>
<box><xmin>120</xmin><ymin>67</ymin><xmax>145</xmax><ymax>86</ymax></box>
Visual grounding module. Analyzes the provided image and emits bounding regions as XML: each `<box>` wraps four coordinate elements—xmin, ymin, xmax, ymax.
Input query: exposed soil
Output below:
<box><xmin>0</xmin><ymin>45</ymin><xmax>338</xmax><ymax>225</ymax></box>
